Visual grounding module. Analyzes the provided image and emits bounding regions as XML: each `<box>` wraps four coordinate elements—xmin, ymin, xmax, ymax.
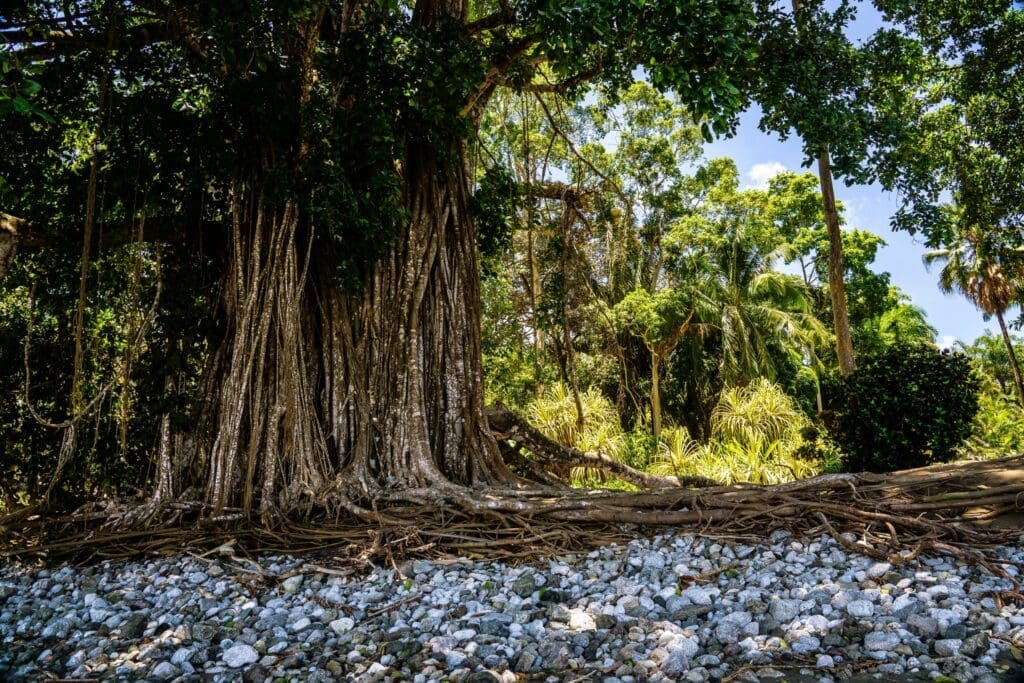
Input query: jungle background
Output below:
<box><xmin>1</xmin><ymin>0</ymin><xmax>1023</xmax><ymax>526</ymax></box>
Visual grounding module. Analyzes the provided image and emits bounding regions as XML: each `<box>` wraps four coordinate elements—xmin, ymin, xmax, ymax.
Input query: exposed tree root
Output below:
<box><xmin>2</xmin><ymin>455</ymin><xmax>1022</xmax><ymax>579</ymax></box>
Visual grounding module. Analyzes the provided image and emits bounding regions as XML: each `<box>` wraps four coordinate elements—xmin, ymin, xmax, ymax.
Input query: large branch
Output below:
<box><xmin>465</xmin><ymin>0</ymin><xmax>516</xmax><ymax>36</ymax></box>
<box><xmin>461</xmin><ymin>35</ymin><xmax>541</xmax><ymax>118</ymax></box>
<box><xmin>520</xmin><ymin>64</ymin><xmax>603</xmax><ymax>93</ymax></box>
<box><xmin>486</xmin><ymin>404</ymin><xmax>720</xmax><ymax>490</ymax></box>
<box><xmin>5</xmin><ymin>21</ymin><xmax>182</xmax><ymax>60</ymax></box>
<box><xmin>524</xmin><ymin>181</ymin><xmax>578</xmax><ymax>201</ymax></box>
<box><xmin>0</xmin><ymin>212</ymin><xmax>224</xmax><ymax>282</ymax></box>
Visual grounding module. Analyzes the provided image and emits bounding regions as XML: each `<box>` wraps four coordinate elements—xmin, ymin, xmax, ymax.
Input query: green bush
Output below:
<box><xmin>526</xmin><ymin>383</ymin><xmax>627</xmax><ymax>486</ymax></box>
<box><xmin>651</xmin><ymin>379</ymin><xmax>821</xmax><ymax>485</ymax></box>
<box><xmin>832</xmin><ymin>344</ymin><xmax>980</xmax><ymax>473</ymax></box>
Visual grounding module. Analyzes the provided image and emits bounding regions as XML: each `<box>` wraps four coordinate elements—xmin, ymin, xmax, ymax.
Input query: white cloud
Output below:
<box><xmin>747</xmin><ymin>162</ymin><xmax>787</xmax><ymax>189</ymax></box>
<box><xmin>937</xmin><ymin>335</ymin><xmax>957</xmax><ymax>350</ymax></box>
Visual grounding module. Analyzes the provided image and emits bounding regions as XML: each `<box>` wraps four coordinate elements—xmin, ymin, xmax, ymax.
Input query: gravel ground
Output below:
<box><xmin>2</xmin><ymin>530</ymin><xmax>1024</xmax><ymax>682</ymax></box>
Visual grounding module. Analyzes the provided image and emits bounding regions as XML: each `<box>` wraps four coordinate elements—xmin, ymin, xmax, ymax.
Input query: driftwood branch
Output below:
<box><xmin>486</xmin><ymin>403</ymin><xmax>720</xmax><ymax>489</ymax></box>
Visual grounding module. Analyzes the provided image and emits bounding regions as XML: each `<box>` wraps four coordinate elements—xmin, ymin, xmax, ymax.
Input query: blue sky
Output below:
<box><xmin>704</xmin><ymin>112</ymin><xmax>993</xmax><ymax>348</ymax></box>
<box><xmin>702</xmin><ymin>1</ymin><xmax>1015</xmax><ymax>348</ymax></box>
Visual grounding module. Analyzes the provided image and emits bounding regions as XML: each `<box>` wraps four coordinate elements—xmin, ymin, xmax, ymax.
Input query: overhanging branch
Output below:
<box><xmin>0</xmin><ymin>211</ymin><xmax>224</xmax><ymax>281</ymax></box>
<box><xmin>5</xmin><ymin>21</ymin><xmax>180</xmax><ymax>60</ymax></box>
<box><xmin>520</xmin><ymin>64</ymin><xmax>603</xmax><ymax>93</ymax></box>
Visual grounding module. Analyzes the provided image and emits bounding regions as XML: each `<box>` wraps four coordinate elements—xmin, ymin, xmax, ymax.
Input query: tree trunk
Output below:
<box><xmin>336</xmin><ymin>142</ymin><xmax>514</xmax><ymax>490</ymax></box>
<box><xmin>995</xmin><ymin>309</ymin><xmax>1024</xmax><ymax>408</ymax></box>
<box><xmin>650</xmin><ymin>352</ymin><xmax>662</xmax><ymax>437</ymax></box>
<box><xmin>0</xmin><ymin>215</ymin><xmax>19</xmax><ymax>283</ymax></box>
<box><xmin>152</xmin><ymin>375</ymin><xmax>176</xmax><ymax>502</ymax></box>
<box><xmin>528</xmin><ymin>228</ymin><xmax>545</xmax><ymax>395</ymax></box>
<box><xmin>559</xmin><ymin>204</ymin><xmax>584</xmax><ymax>428</ymax></box>
<box><xmin>194</xmin><ymin>136</ymin><xmax>516</xmax><ymax>515</ymax></box>
<box><xmin>817</xmin><ymin>147</ymin><xmax>856</xmax><ymax>376</ymax></box>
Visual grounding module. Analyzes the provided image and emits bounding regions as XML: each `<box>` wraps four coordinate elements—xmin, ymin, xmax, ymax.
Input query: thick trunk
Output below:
<box><xmin>204</xmin><ymin>195</ymin><xmax>331</xmax><ymax>514</ymax></box>
<box><xmin>335</xmin><ymin>142</ymin><xmax>512</xmax><ymax>490</ymax></box>
<box><xmin>995</xmin><ymin>310</ymin><xmax>1024</xmax><ymax>408</ymax></box>
<box><xmin>150</xmin><ymin>0</ymin><xmax>518</xmax><ymax>513</ymax></box>
<box><xmin>193</xmin><ymin>139</ymin><xmax>514</xmax><ymax>514</ymax></box>
<box><xmin>817</xmin><ymin>147</ymin><xmax>856</xmax><ymax>377</ymax></box>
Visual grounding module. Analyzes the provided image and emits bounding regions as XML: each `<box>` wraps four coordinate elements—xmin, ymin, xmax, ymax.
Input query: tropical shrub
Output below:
<box><xmin>652</xmin><ymin>379</ymin><xmax>820</xmax><ymax>484</ymax></box>
<box><xmin>526</xmin><ymin>383</ymin><xmax>626</xmax><ymax>485</ymax></box>
<box><xmin>960</xmin><ymin>377</ymin><xmax>1024</xmax><ymax>459</ymax></box>
<box><xmin>832</xmin><ymin>344</ymin><xmax>979</xmax><ymax>473</ymax></box>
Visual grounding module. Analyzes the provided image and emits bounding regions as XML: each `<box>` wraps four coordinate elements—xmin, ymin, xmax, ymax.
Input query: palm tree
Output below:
<box><xmin>694</xmin><ymin>228</ymin><xmax>830</xmax><ymax>387</ymax></box>
<box><xmin>924</xmin><ymin>226</ymin><xmax>1024</xmax><ymax>407</ymax></box>
<box><xmin>663</xmin><ymin>224</ymin><xmax>829</xmax><ymax>439</ymax></box>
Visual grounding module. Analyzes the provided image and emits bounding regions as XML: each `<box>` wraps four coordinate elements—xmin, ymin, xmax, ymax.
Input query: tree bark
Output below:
<box><xmin>193</xmin><ymin>133</ymin><xmax>518</xmax><ymax>514</ymax></box>
<box><xmin>817</xmin><ymin>147</ymin><xmax>856</xmax><ymax>376</ymax></box>
<box><xmin>528</xmin><ymin>226</ymin><xmax>544</xmax><ymax>395</ymax></box>
<box><xmin>995</xmin><ymin>309</ymin><xmax>1024</xmax><ymax>408</ymax></box>
<box><xmin>650</xmin><ymin>352</ymin><xmax>662</xmax><ymax>437</ymax></box>
<box><xmin>0</xmin><ymin>214</ymin><xmax>26</xmax><ymax>282</ymax></box>
<box><xmin>337</xmin><ymin>141</ymin><xmax>515</xmax><ymax>490</ymax></box>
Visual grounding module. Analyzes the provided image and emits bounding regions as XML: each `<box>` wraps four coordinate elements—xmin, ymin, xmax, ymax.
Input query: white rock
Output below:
<box><xmin>222</xmin><ymin>644</ymin><xmax>259</xmax><ymax>668</ymax></box>
<box><xmin>150</xmin><ymin>662</ymin><xmax>179</xmax><ymax>680</ymax></box>
<box><xmin>329</xmin><ymin>617</ymin><xmax>355</xmax><ymax>635</ymax></box>
<box><xmin>281</xmin><ymin>575</ymin><xmax>304</xmax><ymax>593</ymax></box>
<box><xmin>682</xmin><ymin>587</ymin><xmax>713</xmax><ymax>605</ymax></box>
<box><xmin>867</xmin><ymin>562</ymin><xmax>892</xmax><ymax>578</ymax></box>
<box><xmin>864</xmin><ymin>631</ymin><xmax>899</xmax><ymax>652</ymax></box>
<box><xmin>847</xmin><ymin>600</ymin><xmax>874</xmax><ymax>618</ymax></box>
<box><xmin>569</xmin><ymin>611</ymin><xmax>596</xmax><ymax>631</ymax></box>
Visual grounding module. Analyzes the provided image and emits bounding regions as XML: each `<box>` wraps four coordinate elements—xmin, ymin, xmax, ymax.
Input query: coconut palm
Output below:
<box><xmin>924</xmin><ymin>226</ymin><xmax>1024</xmax><ymax>407</ymax></box>
<box><xmin>684</xmin><ymin>227</ymin><xmax>830</xmax><ymax>387</ymax></box>
<box><xmin>662</xmin><ymin>219</ymin><xmax>829</xmax><ymax>439</ymax></box>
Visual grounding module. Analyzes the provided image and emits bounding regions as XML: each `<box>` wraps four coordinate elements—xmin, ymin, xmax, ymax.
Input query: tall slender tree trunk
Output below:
<box><xmin>817</xmin><ymin>147</ymin><xmax>856</xmax><ymax>376</ymax></box>
<box><xmin>650</xmin><ymin>353</ymin><xmax>662</xmax><ymax>437</ymax></box>
<box><xmin>789</xmin><ymin>0</ymin><xmax>855</xmax><ymax>377</ymax></box>
<box><xmin>528</xmin><ymin>217</ymin><xmax>544</xmax><ymax>395</ymax></box>
<box><xmin>522</xmin><ymin>99</ymin><xmax>545</xmax><ymax>397</ymax></box>
<box><xmin>995</xmin><ymin>310</ymin><xmax>1024</xmax><ymax>408</ymax></box>
<box><xmin>559</xmin><ymin>203</ymin><xmax>584</xmax><ymax>428</ymax></box>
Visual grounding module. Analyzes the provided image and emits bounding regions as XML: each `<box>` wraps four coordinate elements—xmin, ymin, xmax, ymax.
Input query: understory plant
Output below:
<box><xmin>651</xmin><ymin>379</ymin><xmax>820</xmax><ymax>484</ymax></box>
<box><xmin>960</xmin><ymin>377</ymin><xmax>1024</xmax><ymax>459</ymax></box>
<box><xmin>526</xmin><ymin>383</ymin><xmax>627</xmax><ymax>485</ymax></box>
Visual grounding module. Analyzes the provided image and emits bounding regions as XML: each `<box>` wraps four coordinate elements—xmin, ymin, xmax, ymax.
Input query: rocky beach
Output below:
<box><xmin>2</xmin><ymin>530</ymin><xmax>1023</xmax><ymax>682</ymax></box>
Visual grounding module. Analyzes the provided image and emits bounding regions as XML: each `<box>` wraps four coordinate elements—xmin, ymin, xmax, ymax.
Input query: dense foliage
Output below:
<box><xmin>1</xmin><ymin>0</ymin><xmax>1023</xmax><ymax>511</ymax></box>
<box><xmin>833</xmin><ymin>344</ymin><xmax>980</xmax><ymax>473</ymax></box>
